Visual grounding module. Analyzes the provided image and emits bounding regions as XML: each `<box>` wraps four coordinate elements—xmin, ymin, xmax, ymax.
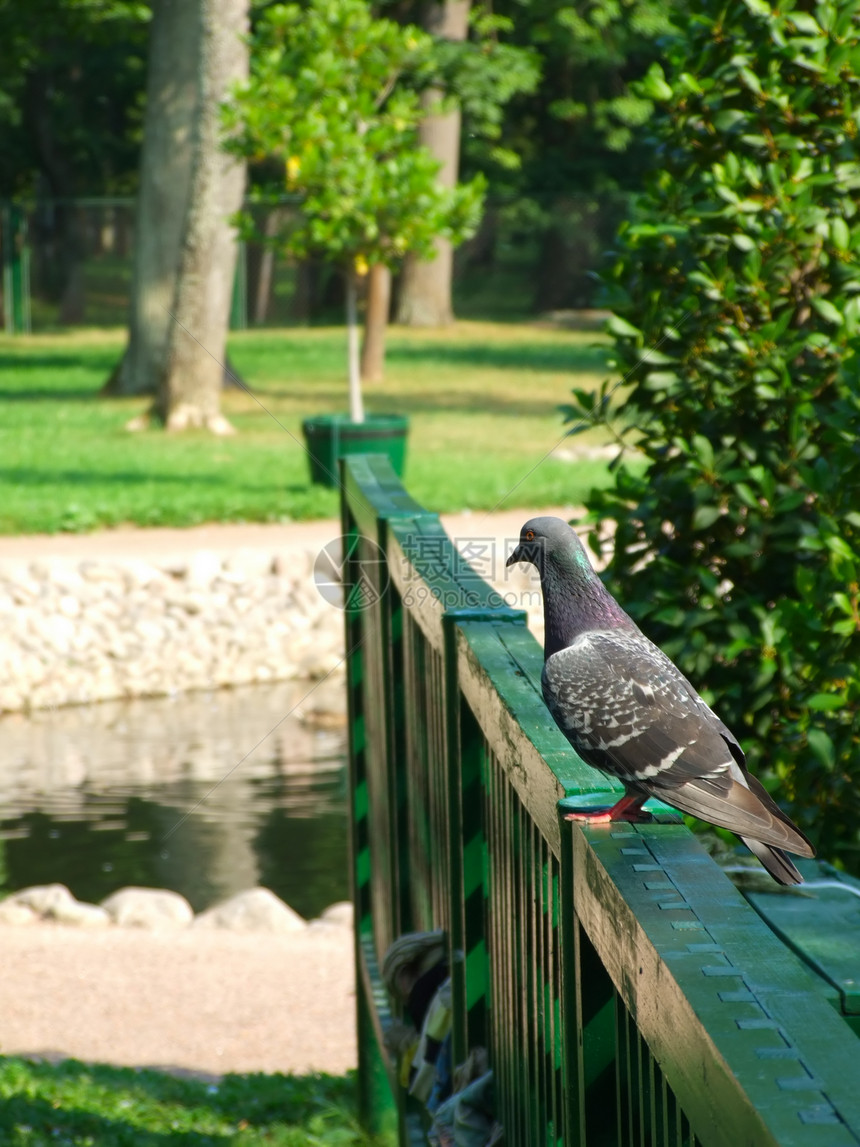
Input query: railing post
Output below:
<box><xmin>559</xmin><ymin>805</ymin><xmax>618</xmax><ymax>1146</ymax></box>
<box><xmin>341</xmin><ymin>456</ymin><xmax>437</xmax><ymax>1143</ymax></box>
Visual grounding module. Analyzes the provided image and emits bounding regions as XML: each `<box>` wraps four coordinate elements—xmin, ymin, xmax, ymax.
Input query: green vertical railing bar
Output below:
<box><xmin>340</xmin><ymin>454</ymin><xmax>860</xmax><ymax>1147</ymax></box>
<box><xmin>356</xmin><ymin>848</ymin><xmax>371</xmax><ymax>889</ymax></box>
<box><xmin>357</xmin><ymin>978</ymin><xmax>397</xmax><ymax>1136</ymax></box>
<box><xmin>465</xmin><ymin>939</ymin><xmax>488</xmax><ymax>1010</ymax></box>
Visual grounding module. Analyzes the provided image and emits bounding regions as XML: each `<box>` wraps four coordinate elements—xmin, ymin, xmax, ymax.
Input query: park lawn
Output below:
<box><xmin>0</xmin><ymin>322</ymin><xmax>623</xmax><ymax>534</ymax></box>
<box><xmin>0</xmin><ymin>1056</ymin><xmax>371</xmax><ymax>1145</ymax></box>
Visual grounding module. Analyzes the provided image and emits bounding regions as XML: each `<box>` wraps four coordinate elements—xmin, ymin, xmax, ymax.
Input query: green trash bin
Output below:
<box><xmin>301</xmin><ymin>413</ymin><xmax>409</xmax><ymax>488</ymax></box>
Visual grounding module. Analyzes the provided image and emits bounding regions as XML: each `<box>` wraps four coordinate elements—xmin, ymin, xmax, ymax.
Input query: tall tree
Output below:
<box><xmin>107</xmin><ymin>0</ymin><xmax>198</xmax><ymax>397</ymax></box>
<box><xmin>389</xmin><ymin>2</ymin><xmax>540</xmax><ymax>325</ymax></box>
<box><xmin>110</xmin><ymin>0</ymin><xmax>248</xmax><ymax>433</ymax></box>
<box><xmin>153</xmin><ymin>0</ymin><xmax>248</xmax><ymax>431</ymax></box>
<box><xmin>396</xmin><ymin>0</ymin><xmax>470</xmax><ymax>327</ymax></box>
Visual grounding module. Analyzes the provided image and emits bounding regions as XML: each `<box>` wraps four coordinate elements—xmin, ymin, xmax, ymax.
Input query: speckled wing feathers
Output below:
<box><xmin>542</xmin><ymin>629</ymin><xmax>736</xmax><ymax>791</ymax></box>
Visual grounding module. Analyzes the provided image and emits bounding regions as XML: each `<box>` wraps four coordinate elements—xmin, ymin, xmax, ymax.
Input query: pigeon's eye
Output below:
<box><xmin>525</xmin><ymin>530</ymin><xmax>535</xmax><ymax>542</ymax></box>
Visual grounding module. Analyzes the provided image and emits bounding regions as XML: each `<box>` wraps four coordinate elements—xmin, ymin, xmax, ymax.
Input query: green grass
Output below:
<box><xmin>0</xmin><ymin>321</ymin><xmax>623</xmax><ymax>534</ymax></box>
<box><xmin>0</xmin><ymin>1057</ymin><xmax>373</xmax><ymax>1146</ymax></box>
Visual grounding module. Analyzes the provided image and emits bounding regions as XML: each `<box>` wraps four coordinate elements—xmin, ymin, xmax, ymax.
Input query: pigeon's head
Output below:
<box><xmin>506</xmin><ymin>517</ymin><xmax>594</xmax><ymax>579</ymax></box>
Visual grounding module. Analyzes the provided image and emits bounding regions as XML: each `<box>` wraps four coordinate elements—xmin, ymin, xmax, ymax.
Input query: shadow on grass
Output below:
<box><xmin>0</xmin><ymin>469</ymin><xmax>306</xmax><ymax>502</ymax></box>
<box><xmin>0</xmin><ymin>351</ymin><xmax>118</xmax><ymax>401</ymax></box>
<box><xmin>386</xmin><ymin>340</ymin><xmax>608</xmax><ymax>373</ymax></box>
<box><xmin>249</xmin><ymin>383</ymin><xmax>585</xmax><ymax>419</ymax></box>
<box><xmin>0</xmin><ymin>467</ymin><xmax>234</xmax><ymax>489</ymax></box>
<box><xmin>0</xmin><ymin>387</ymin><xmax>103</xmax><ymax>402</ymax></box>
<box><xmin>0</xmin><ymin>351</ymin><xmax>119</xmax><ymax>371</ymax></box>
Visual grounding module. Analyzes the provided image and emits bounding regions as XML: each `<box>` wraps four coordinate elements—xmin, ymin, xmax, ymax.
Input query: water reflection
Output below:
<box><xmin>0</xmin><ymin>680</ymin><xmax>349</xmax><ymax>919</ymax></box>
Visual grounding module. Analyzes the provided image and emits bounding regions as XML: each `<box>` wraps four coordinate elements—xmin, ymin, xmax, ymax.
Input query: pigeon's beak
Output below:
<box><xmin>507</xmin><ymin>542</ymin><xmax>532</xmax><ymax>568</ymax></box>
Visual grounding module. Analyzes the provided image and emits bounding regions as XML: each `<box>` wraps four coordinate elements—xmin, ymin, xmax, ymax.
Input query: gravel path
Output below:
<box><xmin>0</xmin><ymin>506</ymin><xmax>577</xmax><ymax>565</ymax></box>
<box><xmin>0</xmin><ymin>923</ymin><xmax>355</xmax><ymax>1080</ymax></box>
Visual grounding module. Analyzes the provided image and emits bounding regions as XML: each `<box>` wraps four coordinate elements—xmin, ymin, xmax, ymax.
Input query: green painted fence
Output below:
<box><xmin>340</xmin><ymin>454</ymin><xmax>860</xmax><ymax>1147</ymax></box>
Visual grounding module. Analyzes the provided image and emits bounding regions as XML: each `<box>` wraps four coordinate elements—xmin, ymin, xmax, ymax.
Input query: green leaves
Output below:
<box><xmin>581</xmin><ymin>0</ymin><xmax>860</xmax><ymax>865</ymax></box>
<box><xmin>605</xmin><ymin>315</ymin><xmax>642</xmax><ymax>340</ymax></box>
<box><xmin>640</xmin><ymin>63</ymin><xmax>673</xmax><ymax>101</ymax></box>
<box><xmin>812</xmin><ymin>297</ymin><xmax>844</xmax><ymax>326</ymax></box>
<box><xmin>224</xmin><ymin>0</ymin><xmax>485</xmax><ymax>267</ymax></box>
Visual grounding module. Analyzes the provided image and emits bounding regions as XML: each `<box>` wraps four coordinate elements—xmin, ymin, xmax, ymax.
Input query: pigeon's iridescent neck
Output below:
<box><xmin>541</xmin><ymin>560</ymin><xmax>634</xmax><ymax>659</ymax></box>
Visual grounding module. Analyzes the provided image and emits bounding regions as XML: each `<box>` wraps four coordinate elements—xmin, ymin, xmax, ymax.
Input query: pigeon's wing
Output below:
<box><xmin>542</xmin><ymin>629</ymin><xmax>736</xmax><ymax>790</ymax></box>
<box><xmin>668</xmin><ymin>668</ymin><xmax>814</xmax><ymax>850</ymax></box>
<box><xmin>542</xmin><ymin>630</ymin><xmax>815</xmax><ymax>859</ymax></box>
<box><xmin>672</xmin><ymin>671</ymin><xmax>746</xmax><ymax>766</ymax></box>
<box><xmin>665</xmin><ymin>766</ymin><xmax>814</xmax><ymax>857</ymax></box>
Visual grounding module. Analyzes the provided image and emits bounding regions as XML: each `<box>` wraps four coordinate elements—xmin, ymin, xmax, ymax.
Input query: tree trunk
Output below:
<box><xmin>154</xmin><ymin>0</ymin><xmax>249</xmax><ymax>432</ymax></box>
<box><xmin>251</xmin><ymin>206</ymin><xmax>283</xmax><ymax>325</ymax></box>
<box><xmin>105</xmin><ymin>0</ymin><xmax>200</xmax><ymax>396</ymax></box>
<box><xmin>346</xmin><ymin>268</ymin><xmax>364</xmax><ymax>423</ymax></box>
<box><xmin>396</xmin><ymin>0</ymin><xmax>470</xmax><ymax>328</ymax></box>
<box><xmin>58</xmin><ymin>205</ymin><xmax>87</xmax><ymax>324</ymax></box>
<box><xmin>360</xmin><ymin>262</ymin><xmax>391</xmax><ymax>383</ymax></box>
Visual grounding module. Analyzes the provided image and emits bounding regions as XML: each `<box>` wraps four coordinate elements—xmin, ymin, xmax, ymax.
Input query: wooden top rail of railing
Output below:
<box><xmin>340</xmin><ymin>454</ymin><xmax>860</xmax><ymax>1147</ymax></box>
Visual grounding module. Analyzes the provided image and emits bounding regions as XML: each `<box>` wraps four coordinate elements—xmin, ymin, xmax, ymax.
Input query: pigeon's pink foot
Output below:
<box><xmin>563</xmin><ymin>794</ymin><xmax>651</xmax><ymax>824</ymax></box>
<box><xmin>564</xmin><ymin>808</ymin><xmax>616</xmax><ymax>824</ymax></box>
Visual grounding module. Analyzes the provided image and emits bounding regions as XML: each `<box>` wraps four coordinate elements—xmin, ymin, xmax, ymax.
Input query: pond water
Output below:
<box><xmin>0</xmin><ymin>680</ymin><xmax>349</xmax><ymax>920</ymax></box>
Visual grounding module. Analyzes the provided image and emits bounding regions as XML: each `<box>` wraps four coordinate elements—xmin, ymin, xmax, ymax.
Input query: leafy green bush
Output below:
<box><xmin>565</xmin><ymin>0</ymin><xmax>860</xmax><ymax>863</ymax></box>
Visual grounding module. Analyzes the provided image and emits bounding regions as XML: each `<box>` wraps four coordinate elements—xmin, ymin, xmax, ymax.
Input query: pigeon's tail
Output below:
<box><xmin>740</xmin><ymin>837</ymin><xmax>804</xmax><ymax>886</ymax></box>
<box><xmin>743</xmin><ymin>772</ymin><xmax>816</xmax><ymax>854</ymax></box>
<box><xmin>658</xmin><ymin>768</ymin><xmax>815</xmax><ymax>883</ymax></box>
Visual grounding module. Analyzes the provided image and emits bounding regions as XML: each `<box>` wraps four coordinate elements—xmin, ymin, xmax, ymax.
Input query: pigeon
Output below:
<box><xmin>506</xmin><ymin>516</ymin><xmax>815</xmax><ymax>885</ymax></box>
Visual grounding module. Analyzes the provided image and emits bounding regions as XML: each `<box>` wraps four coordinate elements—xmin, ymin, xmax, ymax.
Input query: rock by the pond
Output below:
<box><xmin>4</xmin><ymin>884</ymin><xmax>110</xmax><ymax>927</ymax></box>
<box><xmin>101</xmin><ymin>887</ymin><xmax>194</xmax><ymax>929</ymax></box>
<box><xmin>0</xmin><ymin>885</ymin><xmax>341</xmax><ymax>935</ymax></box>
<box><xmin>9</xmin><ymin>883</ymin><xmax>77</xmax><ymax>918</ymax></box>
<box><xmin>192</xmin><ymin>887</ymin><xmax>306</xmax><ymax>934</ymax></box>
<box><xmin>52</xmin><ymin>900</ymin><xmax>111</xmax><ymax>928</ymax></box>
<box><xmin>0</xmin><ymin>900</ymin><xmax>38</xmax><ymax>926</ymax></box>
<box><xmin>320</xmin><ymin>901</ymin><xmax>353</xmax><ymax>928</ymax></box>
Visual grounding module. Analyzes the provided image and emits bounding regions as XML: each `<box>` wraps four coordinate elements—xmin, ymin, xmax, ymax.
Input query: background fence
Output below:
<box><xmin>0</xmin><ymin>193</ymin><xmax>630</xmax><ymax>333</ymax></box>
<box><xmin>341</xmin><ymin>452</ymin><xmax>860</xmax><ymax>1147</ymax></box>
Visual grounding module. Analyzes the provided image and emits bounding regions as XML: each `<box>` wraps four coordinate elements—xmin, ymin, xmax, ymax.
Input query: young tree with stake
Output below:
<box><xmin>224</xmin><ymin>0</ymin><xmax>484</xmax><ymax>422</ymax></box>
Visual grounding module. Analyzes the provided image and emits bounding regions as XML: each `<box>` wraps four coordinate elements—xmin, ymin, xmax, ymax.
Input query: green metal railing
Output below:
<box><xmin>340</xmin><ymin>454</ymin><xmax>860</xmax><ymax>1147</ymax></box>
